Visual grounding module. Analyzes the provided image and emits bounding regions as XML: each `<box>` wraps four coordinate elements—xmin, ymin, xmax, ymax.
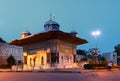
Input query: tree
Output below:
<box><xmin>77</xmin><ymin>49</ymin><xmax>86</xmax><ymax>56</ymax></box>
<box><xmin>7</xmin><ymin>55</ymin><xmax>16</xmax><ymax>68</ymax></box>
<box><xmin>80</xmin><ymin>57</ymin><xmax>88</xmax><ymax>62</ymax></box>
<box><xmin>87</xmin><ymin>54</ymin><xmax>94</xmax><ymax>61</ymax></box>
<box><xmin>87</xmin><ymin>48</ymin><xmax>103</xmax><ymax>64</ymax></box>
<box><xmin>88</xmin><ymin>48</ymin><xmax>100</xmax><ymax>56</ymax></box>
<box><xmin>97</xmin><ymin>54</ymin><xmax>106</xmax><ymax>63</ymax></box>
<box><xmin>114</xmin><ymin>44</ymin><xmax>120</xmax><ymax>65</ymax></box>
<box><xmin>114</xmin><ymin>44</ymin><xmax>120</xmax><ymax>56</ymax></box>
<box><xmin>0</xmin><ymin>37</ymin><xmax>6</xmax><ymax>43</ymax></box>
<box><xmin>76</xmin><ymin>49</ymin><xmax>87</xmax><ymax>62</ymax></box>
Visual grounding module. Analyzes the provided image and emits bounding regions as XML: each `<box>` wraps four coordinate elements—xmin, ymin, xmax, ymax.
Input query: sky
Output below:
<box><xmin>0</xmin><ymin>0</ymin><xmax>120</xmax><ymax>53</ymax></box>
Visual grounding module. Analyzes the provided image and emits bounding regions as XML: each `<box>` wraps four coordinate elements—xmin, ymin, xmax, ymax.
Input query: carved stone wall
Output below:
<box><xmin>22</xmin><ymin>39</ymin><xmax>77</xmax><ymax>69</ymax></box>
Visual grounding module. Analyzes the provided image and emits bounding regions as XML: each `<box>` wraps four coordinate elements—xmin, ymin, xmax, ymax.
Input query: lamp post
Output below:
<box><xmin>113</xmin><ymin>53</ymin><xmax>116</xmax><ymax>63</ymax></box>
<box><xmin>91</xmin><ymin>30</ymin><xmax>101</xmax><ymax>64</ymax></box>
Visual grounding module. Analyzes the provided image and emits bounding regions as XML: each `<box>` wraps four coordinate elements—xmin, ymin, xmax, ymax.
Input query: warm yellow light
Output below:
<box><xmin>23</xmin><ymin>52</ymin><xmax>27</xmax><ymax>56</ymax></box>
<box><xmin>46</xmin><ymin>49</ymin><xmax>50</xmax><ymax>53</ymax></box>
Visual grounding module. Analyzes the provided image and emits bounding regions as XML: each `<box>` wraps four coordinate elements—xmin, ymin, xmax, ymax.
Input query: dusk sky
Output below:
<box><xmin>0</xmin><ymin>0</ymin><xmax>120</xmax><ymax>53</ymax></box>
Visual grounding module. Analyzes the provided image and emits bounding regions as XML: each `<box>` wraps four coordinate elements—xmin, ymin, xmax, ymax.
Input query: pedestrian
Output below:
<box><xmin>108</xmin><ymin>61</ymin><xmax>113</xmax><ymax>71</ymax></box>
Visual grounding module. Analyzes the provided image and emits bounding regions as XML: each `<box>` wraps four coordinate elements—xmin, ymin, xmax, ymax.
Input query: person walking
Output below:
<box><xmin>108</xmin><ymin>61</ymin><xmax>113</xmax><ymax>71</ymax></box>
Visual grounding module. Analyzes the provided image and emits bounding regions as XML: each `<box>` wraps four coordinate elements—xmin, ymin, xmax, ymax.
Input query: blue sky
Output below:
<box><xmin>0</xmin><ymin>0</ymin><xmax>120</xmax><ymax>53</ymax></box>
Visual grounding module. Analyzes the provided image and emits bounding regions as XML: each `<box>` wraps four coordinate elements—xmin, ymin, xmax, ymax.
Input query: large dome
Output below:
<box><xmin>44</xmin><ymin>20</ymin><xmax>59</xmax><ymax>25</ymax></box>
<box><xmin>44</xmin><ymin>19</ymin><xmax>60</xmax><ymax>31</ymax></box>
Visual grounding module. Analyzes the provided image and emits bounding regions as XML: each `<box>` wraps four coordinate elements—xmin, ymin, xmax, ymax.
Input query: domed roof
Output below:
<box><xmin>44</xmin><ymin>20</ymin><xmax>60</xmax><ymax>26</ymax></box>
<box><xmin>70</xmin><ymin>30</ymin><xmax>78</xmax><ymax>37</ymax></box>
<box><xmin>70</xmin><ymin>30</ymin><xmax>78</xmax><ymax>34</ymax></box>
<box><xmin>22</xmin><ymin>31</ymin><xmax>31</xmax><ymax>35</ymax></box>
<box><xmin>44</xmin><ymin>19</ymin><xmax>60</xmax><ymax>31</ymax></box>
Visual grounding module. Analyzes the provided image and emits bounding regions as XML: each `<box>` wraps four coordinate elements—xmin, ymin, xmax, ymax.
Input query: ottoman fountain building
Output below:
<box><xmin>10</xmin><ymin>18</ymin><xmax>87</xmax><ymax>69</ymax></box>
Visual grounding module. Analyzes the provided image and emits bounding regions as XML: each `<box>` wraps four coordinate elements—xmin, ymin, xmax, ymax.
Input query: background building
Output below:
<box><xmin>10</xmin><ymin>18</ymin><xmax>87</xmax><ymax>70</ymax></box>
<box><xmin>0</xmin><ymin>42</ymin><xmax>23</xmax><ymax>65</ymax></box>
<box><xmin>102</xmin><ymin>52</ymin><xmax>117</xmax><ymax>64</ymax></box>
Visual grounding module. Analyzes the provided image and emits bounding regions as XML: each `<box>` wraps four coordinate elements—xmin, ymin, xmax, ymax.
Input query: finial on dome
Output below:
<box><xmin>53</xmin><ymin>16</ymin><xmax>55</xmax><ymax>21</ymax></box>
<box><xmin>72</xmin><ymin>25</ymin><xmax>75</xmax><ymax>31</ymax></box>
<box><xmin>44</xmin><ymin>14</ymin><xmax>60</xmax><ymax>31</ymax></box>
<box><xmin>70</xmin><ymin>25</ymin><xmax>78</xmax><ymax>37</ymax></box>
<box><xmin>25</xmin><ymin>26</ymin><xmax>28</xmax><ymax>32</ymax></box>
<box><xmin>50</xmin><ymin>12</ymin><xmax>56</xmax><ymax>21</ymax></box>
<box><xmin>50</xmin><ymin>12</ymin><xmax>52</xmax><ymax>20</ymax></box>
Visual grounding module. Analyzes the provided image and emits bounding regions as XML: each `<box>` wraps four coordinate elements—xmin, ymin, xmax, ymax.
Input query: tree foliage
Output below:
<box><xmin>7</xmin><ymin>55</ymin><xmax>16</xmax><ymax>68</ymax></box>
<box><xmin>77</xmin><ymin>48</ymin><xmax>106</xmax><ymax>63</ymax></box>
<box><xmin>114</xmin><ymin>44</ymin><xmax>120</xmax><ymax>64</ymax></box>
<box><xmin>0</xmin><ymin>37</ymin><xmax>6</xmax><ymax>43</ymax></box>
<box><xmin>77</xmin><ymin>49</ymin><xmax>86</xmax><ymax>55</ymax></box>
<box><xmin>98</xmin><ymin>54</ymin><xmax>106</xmax><ymax>62</ymax></box>
<box><xmin>114</xmin><ymin>44</ymin><xmax>120</xmax><ymax>56</ymax></box>
<box><xmin>88</xmin><ymin>48</ymin><xmax>100</xmax><ymax>55</ymax></box>
<box><xmin>80</xmin><ymin>57</ymin><xmax>88</xmax><ymax>62</ymax></box>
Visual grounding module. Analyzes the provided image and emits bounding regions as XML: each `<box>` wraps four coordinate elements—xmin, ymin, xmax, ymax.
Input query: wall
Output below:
<box><xmin>57</xmin><ymin>40</ymin><xmax>77</xmax><ymax>68</ymax></box>
<box><xmin>0</xmin><ymin>42</ymin><xmax>23</xmax><ymax>65</ymax></box>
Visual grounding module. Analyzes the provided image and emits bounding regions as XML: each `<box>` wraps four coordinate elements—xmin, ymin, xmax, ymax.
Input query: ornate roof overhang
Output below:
<box><xmin>9</xmin><ymin>30</ymin><xmax>88</xmax><ymax>46</ymax></box>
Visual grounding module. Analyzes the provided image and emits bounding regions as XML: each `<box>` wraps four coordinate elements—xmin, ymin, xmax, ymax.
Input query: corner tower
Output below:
<box><xmin>21</xmin><ymin>31</ymin><xmax>31</xmax><ymax>38</ymax></box>
<box><xmin>70</xmin><ymin>30</ymin><xmax>78</xmax><ymax>37</ymax></box>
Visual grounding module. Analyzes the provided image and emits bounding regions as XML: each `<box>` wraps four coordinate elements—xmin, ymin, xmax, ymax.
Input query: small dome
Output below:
<box><xmin>70</xmin><ymin>30</ymin><xmax>78</xmax><ymax>37</ymax></box>
<box><xmin>70</xmin><ymin>30</ymin><xmax>78</xmax><ymax>34</ymax></box>
<box><xmin>21</xmin><ymin>31</ymin><xmax>31</xmax><ymax>38</ymax></box>
<box><xmin>22</xmin><ymin>31</ymin><xmax>31</xmax><ymax>35</ymax></box>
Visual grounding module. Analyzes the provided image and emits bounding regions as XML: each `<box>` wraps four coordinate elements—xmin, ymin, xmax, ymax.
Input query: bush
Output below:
<box><xmin>7</xmin><ymin>55</ymin><xmax>16</xmax><ymax>68</ymax></box>
<box><xmin>84</xmin><ymin>64</ymin><xmax>94</xmax><ymax>69</ymax></box>
<box><xmin>0</xmin><ymin>64</ymin><xmax>10</xmax><ymax>69</ymax></box>
<box><xmin>84</xmin><ymin>63</ymin><xmax>107</xmax><ymax>69</ymax></box>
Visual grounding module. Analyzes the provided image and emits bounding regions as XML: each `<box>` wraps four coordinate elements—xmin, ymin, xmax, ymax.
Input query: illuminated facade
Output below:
<box><xmin>10</xmin><ymin>18</ymin><xmax>87</xmax><ymax>69</ymax></box>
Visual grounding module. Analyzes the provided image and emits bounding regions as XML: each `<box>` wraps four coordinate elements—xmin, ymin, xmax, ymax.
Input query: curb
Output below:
<box><xmin>0</xmin><ymin>70</ymin><xmax>81</xmax><ymax>73</ymax></box>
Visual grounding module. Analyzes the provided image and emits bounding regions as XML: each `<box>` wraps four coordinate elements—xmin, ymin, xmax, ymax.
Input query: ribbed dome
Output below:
<box><xmin>44</xmin><ymin>19</ymin><xmax>60</xmax><ymax>31</ymax></box>
<box><xmin>44</xmin><ymin>20</ymin><xmax>59</xmax><ymax>25</ymax></box>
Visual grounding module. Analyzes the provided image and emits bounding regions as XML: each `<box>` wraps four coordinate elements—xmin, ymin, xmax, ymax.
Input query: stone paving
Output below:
<box><xmin>0</xmin><ymin>69</ymin><xmax>120</xmax><ymax>81</ymax></box>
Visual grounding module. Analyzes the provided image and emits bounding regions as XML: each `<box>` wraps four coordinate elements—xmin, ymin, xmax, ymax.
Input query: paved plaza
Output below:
<box><xmin>0</xmin><ymin>69</ymin><xmax>120</xmax><ymax>81</ymax></box>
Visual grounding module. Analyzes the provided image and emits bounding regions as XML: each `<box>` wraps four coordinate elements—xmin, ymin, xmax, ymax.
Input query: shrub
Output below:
<box><xmin>0</xmin><ymin>64</ymin><xmax>10</xmax><ymax>69</ymax></box>
<box><xmin>84</xmin><ymin>63</ymin><xmax>107</xmax><ymax>69</ymax></box>
<box><xmin>7</xmin><ymin>55</ymin><xmax>16</xmax><ymax>68</ymax></box>
<box><xmin>84</xmin><ymin>64</ymin><xmax>94</xmax><ymax>69</ymax></box>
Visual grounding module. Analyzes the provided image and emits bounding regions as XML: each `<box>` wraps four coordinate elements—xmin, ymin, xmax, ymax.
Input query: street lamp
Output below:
<box><xmin>91</xmin><ymin>30</ymin><xmax>101</xmax><ymax>64</ymax></box>
<box><xmin>92</xmin><ymin>30</ymin><xmax>101</xmax><ymax>48</ymax></box>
